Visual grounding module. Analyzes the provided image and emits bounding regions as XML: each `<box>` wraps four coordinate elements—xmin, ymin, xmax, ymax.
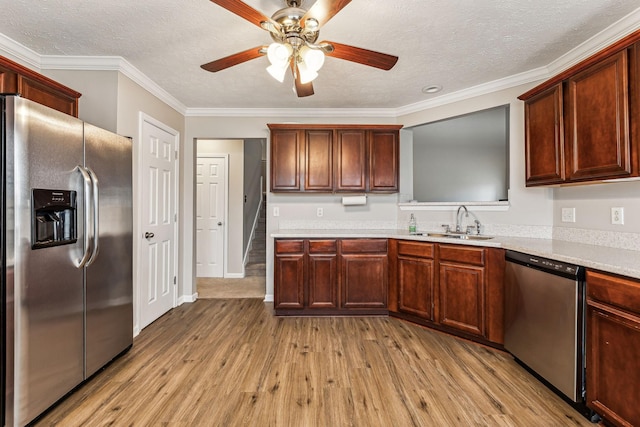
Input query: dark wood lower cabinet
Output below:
<box><xmin>439</xmin><ymin>262</ymin><xmax>485</xmax><ymax>336</ymax></box>
<box><xmin>274</xmin><ymin>238</ymin><xmax>506</xmax><ymax>345</ymax></box>
<box><xmin>274</xmin><ymin>238</ymin><xmax>388</xmax><ymax>315</ymax></box>
<box><xmin>586</xmin><ymin>270</ymin><xmax>640</xmax><ymax>427</ymax></box>
<box><xmin>273</xmin><ymin>240</ymin><xmax>305</xmax><ymax>310</ymax></box>
<box><xmin>308</xmin><ymin>240</ymin><xmax>338</xmax><ymax>309</ymax></box>
<box><xmin>389</xmin><ymin>240</ymin><xmax>505</xmax><ymax>346</ymax></box>
<box><xmin>395</xmin><ymin>240</ymin><xmax>435</xmax><ymax>321</ymax></box>
<box><xmin>340</xmin><ymin>239</ymin><xmax>388</xmax><ymax>309</ymax></box>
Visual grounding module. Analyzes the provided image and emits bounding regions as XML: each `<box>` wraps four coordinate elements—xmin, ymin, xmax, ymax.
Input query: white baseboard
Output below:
<box><xmin>264</xmin><ymin>293</ymin><xmax>274</xmax><ymax>303</ymax></box>
<box><xmin>225</xmin><ymin>272</ymin><xmax>245</xmax><ymax>279</ymax></box>
<box><xmin>179</xmin><ymin>293</ymin><xmax>198</xmax><ymax>304</ymax></box>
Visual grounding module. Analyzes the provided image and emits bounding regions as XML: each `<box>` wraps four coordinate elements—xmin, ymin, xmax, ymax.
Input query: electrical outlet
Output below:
<box><xmin>317</xmin><ymin>207</ymin><xmax>323</xmax><ymax>217</ymax></box>
<box><xmin>561</xmin><ymin>207</ymin><xmax>576</xmax><ymax>223</ymax></box>
<box><xmin>273</xmin><ymin>207</ymin><xmax>279</xmax><ymax>217</ymax></box>
<box><xmin>611</xmin><ymin>207</ymin><xmax>624</xmax><ymax>225</ymax></box>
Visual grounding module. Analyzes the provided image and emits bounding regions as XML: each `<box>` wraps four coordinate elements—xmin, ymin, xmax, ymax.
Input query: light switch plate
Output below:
<box><xmin>611</xmin><ymin>207</ymin><xmax>624</xmax><ymax>225</ymax></box>
<box><xmin>561</xmin><ymin>207</ymin><xmax>576</xmax><ymax>223</ymax></box>
<box><xmin>273</xmin><ymin>207</ymin><xmax>279</xmax><ymax>217</ymax></box>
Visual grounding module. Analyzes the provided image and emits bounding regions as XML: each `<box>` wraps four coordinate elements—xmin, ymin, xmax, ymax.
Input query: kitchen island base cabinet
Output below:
<box><xmin>586</xmin><ymin>270</ymin><xmax>640</xmax><ymax>427</ymax></box>
<box><xmin>274</xmin><ymin>239</ymin><xmax>388</xmax><ymax>315</ymax></box>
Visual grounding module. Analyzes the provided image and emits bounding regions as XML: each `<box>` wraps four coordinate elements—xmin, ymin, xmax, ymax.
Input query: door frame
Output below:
<box><xmin>135</xmin><ymin>112</ymin><xmax>180</xmax><ymax>336</ymax></box>
<box><xmin>196</xmin><ymin>154</ymin><xmax>229</xmax><ymax>278</ymax></box>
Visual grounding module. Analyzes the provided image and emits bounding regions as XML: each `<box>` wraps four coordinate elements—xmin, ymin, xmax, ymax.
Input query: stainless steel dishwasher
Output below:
<box><xmin>504</xmin><ymin>250</ymin><xmax>596</xmax><ymax>421</ymax></box>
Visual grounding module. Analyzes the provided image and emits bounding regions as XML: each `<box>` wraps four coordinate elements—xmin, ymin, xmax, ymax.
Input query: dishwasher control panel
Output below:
<box><xmin>505</xmin><ymin>250</ymin><xmax>583</xmax><ymax>280</ymax></box>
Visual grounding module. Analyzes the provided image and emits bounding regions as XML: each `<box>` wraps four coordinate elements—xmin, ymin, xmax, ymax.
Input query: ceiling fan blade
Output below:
<box><xmin>209</xmin><ymin>0</ymin><xmax>279</xmax><ymax>30</ymax></box>
<box><xmin>201</xmin><ymin>46</ymin><xmax>266</xmax><ymax>72</ymax></box>
<box><xmin>323</xmin><ymin>41</ymin><xmax>398</xmax><ymax>70</ymax></box>
<box><xmin>294</xmin><ymin>65</ymin><xmax>314</xmax><ymax>97</ymax></box>
<box><xmin>302</xmin><ymin>0</ymin><xmax>352</xmax><ymax>28</ymax></box>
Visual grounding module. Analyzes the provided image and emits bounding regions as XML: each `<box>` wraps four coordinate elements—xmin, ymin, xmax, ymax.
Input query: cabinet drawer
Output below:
<box><xmin>587</xmin><ymin>270</ymin><xmax>640</xmax><ymax>314</ymax></box>
<box><xmin>438</xmin><ymin>245</ymin><xmax>485</xmax><ymax>266</ymax></box>
<box><xmin>275</xmin><ymin>239</ymin><xmax>304</xmax><ymax>254</ymax></box>
<box><xmin>308</xmin><ymin>239</ymin><xmax>337</xmax><ymax>254</ymax></box>
<box><xmin>340</xmin><ymin>239</ymin><xmax>387</xmax><ymax>254</ymax></box>
<box><xmin>398</xmin><ymin>241</ymin><xmax>434</xmax><ymax>258</ymax></box>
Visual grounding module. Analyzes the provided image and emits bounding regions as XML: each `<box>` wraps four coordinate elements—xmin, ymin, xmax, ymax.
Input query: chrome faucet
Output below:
<box><xmin>455</xmin><ymin>205</ymin><xmax>468</xmax><ymax>232</ymax></box>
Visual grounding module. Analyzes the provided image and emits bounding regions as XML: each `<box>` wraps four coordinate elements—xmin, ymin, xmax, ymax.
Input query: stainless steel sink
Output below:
<box><xmin>426</xmin><ymin>232</ymin><xmax>494</xmax><ymax>240</ymax></box>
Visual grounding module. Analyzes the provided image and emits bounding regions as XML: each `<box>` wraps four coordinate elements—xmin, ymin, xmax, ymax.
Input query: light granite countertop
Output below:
<box><xmin>271</xmin><ymin>229</ymin><xmax>640</xmax><ymax>280</ymax></box>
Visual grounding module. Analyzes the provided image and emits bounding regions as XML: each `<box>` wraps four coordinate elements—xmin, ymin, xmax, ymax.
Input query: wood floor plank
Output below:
<box><xmin>33</xmin><ymin>299</ymin><xmax>593</xmax><ymax>426</ymax></box>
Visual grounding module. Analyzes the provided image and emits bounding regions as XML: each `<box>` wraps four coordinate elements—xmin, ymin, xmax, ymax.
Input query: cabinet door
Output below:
<box><xmin>524</xmin><ymin>84</ymin><xmax>565</xmax><ymax>186</ymax></box>
<box><xmin>438</xmin><ymin>262</ymin><xmax>486</xmax><ymax>337</ymax></box>
<box><xmin>335</xmin><ymin>130</ymin><xmax>366</xmax><ymax>191</ymax></box>
<box><xmin>369</xmin><ymin>130</ymin><xmax>399</xmax><ymax>192</ymax></box>
<box><xmin>566</xmin><ymin>49</ymin><xmax>632</xmax><ymax>181</ymax></box>
<box><xmin>587</xmin><ymin>301</ymin><xmax>640</xmax><ymax>426</ymax></box>
<box><xmin>398</xmin><ymin>257</ymin><xmax>435</xmax><ymax>321</ymax></box>
<box><xmin>340</xmin><ymin>239</ymin><xmax>388</xmax><ymax>308</ymax></box>
<box><xmin>308</xmin><ymin>240</ymin><xmax>338</xmax><ymax>308</ymax></box>
<box><xmin>341</xmin><ymin>254</ymin><xmax>388</xmax><ymax>308</ymax></box>
<box><xmin>274</xmin><ymin>240</ymin><xmax>305</xmax><ymax>309</ymax></box>
<box><xmin>270</xmin><ymin>130</ymin><xmax>302</xmax><ymax>191</ymax></box>
<box><xmin>304</xmin><ymin>129</ymin><xmax>333</xmax><ymax>191</ymax></box>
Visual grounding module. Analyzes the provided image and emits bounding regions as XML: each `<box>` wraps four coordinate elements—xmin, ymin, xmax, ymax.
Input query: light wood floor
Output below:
<box><xmin>197</xmin><ymin>276</ymin><xmax>265</xmax><ymax>299</ymax></box>
<box><xmin>34</xmin><ymin>299</ymin><xmax>593</xmax><ymax>426</ymax></box>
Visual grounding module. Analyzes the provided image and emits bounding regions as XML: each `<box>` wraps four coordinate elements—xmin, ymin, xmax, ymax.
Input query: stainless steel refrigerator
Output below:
<box><xmin>1</xmin><ymin>95</ymin><xmax>133</xmax><ymax>426</ymax></box>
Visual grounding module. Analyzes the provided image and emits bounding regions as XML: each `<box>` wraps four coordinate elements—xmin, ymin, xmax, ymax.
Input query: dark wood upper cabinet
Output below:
<box><xmin>369</xmin><ymin>130</ymin><xmax>400</xmax><ymax>192</ymax></box>
<box><xmin>566</xmin><ymin>50</ymin><xmax>631</xmax><ymax>180</ymax></box>
<box><xmin>519</xmin><ymin>31</ymin><xmax>640</xmax><ymax>186</ymax></box>
<box><xmin>270</xmin><ymin>129</ymin><xmax>302</xmax><ymax>191</ymax></box>
<box><xmin>335</xmin><ymin>129</ymin><xmax>366</xmax><ymax>191</ymax></box>
<box><xmin>0</xmin><ymin>55</ymin><xmax>81</xmax><ymax>117</ymax></box>
<box><xmin>268</xmin><ymin>124</ymin><xmax>402</xmax><ymax>193</ymax></box>
<box><xmin>524</xmin><ymin>84</ymin><xmax>565</xmax><ymax>185</ymax></box>
<box><xmin>304</xmin><ymin>130</ymin><xmax>334</xmax><ymax>191</ymax></box>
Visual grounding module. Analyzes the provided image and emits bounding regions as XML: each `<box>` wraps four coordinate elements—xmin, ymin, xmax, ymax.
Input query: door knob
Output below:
<box><xmin>145</xmin><ymin>232</ymin><xmax>154</xmax><ymax>239</ymax></box>
<box><xmin>218</xmin><ymin>222</ymin><xmax>223</xmax><ymax>226</ymax></box>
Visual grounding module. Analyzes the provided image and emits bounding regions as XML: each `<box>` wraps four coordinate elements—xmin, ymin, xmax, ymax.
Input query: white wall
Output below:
<box><xmin>554</xmin><ymin>180</ymin><xmax>640</xmax><ymax>233</ymax></box>
<box><xmin>44</xmin><ymin>69</ymin><xmax>119</xmax><ymax>132</ymax></box>
<box><xmin>197</xmin><ymin>139</ymin><xmax>245</xmax><ymax>276</ymax></box>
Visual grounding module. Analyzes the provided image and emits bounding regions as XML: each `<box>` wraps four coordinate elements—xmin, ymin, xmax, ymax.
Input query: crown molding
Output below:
<box><xmin>0</xmin><ymin>33</ymin><xmax>41</xmax><ymax>69</ymax></box>
<box><xmin>547</xmin><ymin>7</ymin><xmax>640</xmax><ymax>76</ymax></box>
<box><xmin>40</xmin><ymin>55</ymin><xmax>188</xmax><ymax>115</ymax></box>
<box><xmin>1</xmin><ymin>7</ymin><xmax>639</xmax><ymax>119</ymax></box>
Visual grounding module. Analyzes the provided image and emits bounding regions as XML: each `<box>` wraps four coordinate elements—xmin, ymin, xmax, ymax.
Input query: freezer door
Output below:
<box><xmin>83</xmin><ymin>123</ymin><xmax>133</xmax><ymax>377</ymax></box>
<box><xmin>5</xmin><ymin>97</ymin><xmax>85</xmax><ymax>426</ymax></box>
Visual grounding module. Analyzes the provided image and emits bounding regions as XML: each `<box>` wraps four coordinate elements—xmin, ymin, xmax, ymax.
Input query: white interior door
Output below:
<box><xmin>139</xmin><ymin>116</ymin><xmax>178</xmax><ymax>330</ymax></box>
<box><xmin>196</xmin><ymin>156</ymin><xmax>227</xmax><ymax>277</ymax></box>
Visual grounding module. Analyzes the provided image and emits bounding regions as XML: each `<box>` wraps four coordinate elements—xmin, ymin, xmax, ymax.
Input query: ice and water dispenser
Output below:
<box><xmin>31</xmin><ymin>189</ymin><xmax>77</xmax><ymax>249</ymax></box>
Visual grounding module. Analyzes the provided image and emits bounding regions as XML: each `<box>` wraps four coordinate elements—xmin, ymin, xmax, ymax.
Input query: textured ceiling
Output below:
<box><xmin>1</xmin><ymin>0</ymin><xmax>639</xmax><ymax>110</ymax></box>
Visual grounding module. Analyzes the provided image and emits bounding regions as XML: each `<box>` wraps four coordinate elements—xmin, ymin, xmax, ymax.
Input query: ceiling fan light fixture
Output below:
<box><xmin>267</xmin><ymin>63</ymin><xmax>289</xmax><ymax>82</ymax></box>
<box><xmin>299</xmin><ymin>45</ymin><xmax>325</xmax><ymax>72</ymax></box>
<box><xmin>267</xmin><ymin>42</ymin><xmax>293</xmax><ymax>66</ymax></box>
<box><xmin>298</xmin><ymin>61</ymin><xmax>318</xmax><ymax>84</ymax></box>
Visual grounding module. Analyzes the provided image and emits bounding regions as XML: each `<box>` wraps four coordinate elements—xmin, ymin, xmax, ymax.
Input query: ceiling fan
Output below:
<box><xmin>201</xmin><ymin>0</ymin><xmax>399</xmax><ymax>97</ymax></box>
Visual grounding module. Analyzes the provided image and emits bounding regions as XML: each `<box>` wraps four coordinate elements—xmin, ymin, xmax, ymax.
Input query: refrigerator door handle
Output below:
<box><xmin>75</xmin><ymin>165</ymin><xmax>94</xmax><ymax>268</ymax></box>
<box><xmin>86</xmin><ymin>167</ymin><xmax>100</xmax><ymax>266</ymax></box>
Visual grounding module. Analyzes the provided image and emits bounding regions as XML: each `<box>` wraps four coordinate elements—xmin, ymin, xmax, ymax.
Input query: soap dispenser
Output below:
<box><xmin>408</xmin><ymin>214</ymin><xmax>417</xmax><ymax>235</ymax></box>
